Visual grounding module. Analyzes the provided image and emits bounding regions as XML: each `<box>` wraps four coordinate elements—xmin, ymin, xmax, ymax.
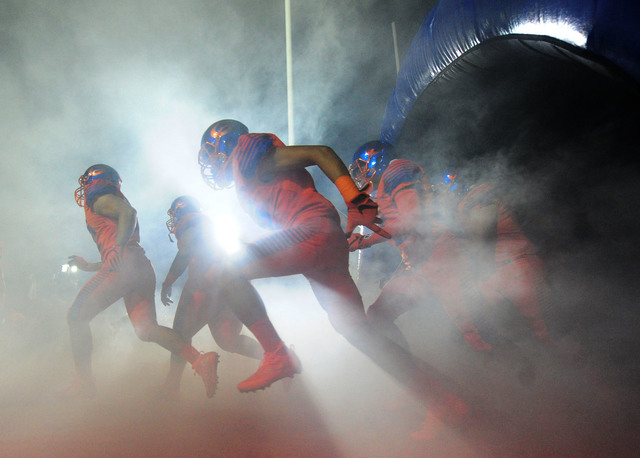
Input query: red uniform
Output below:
<box><xmin>365</xmin><ymin>160</ymin><xmax>489</xmax><ymax>350</ymax></box>
<box><xmin>457</xmin><ymin>182</ymin><xmax>551</xmax><ymax>341</ymax></box>
<box><xmin>171</xmin><ymin>212</ymin><xmax>248</xmax><ymax>348</ymax></box>
<box><xmin>68</xmin><ymin>179</ymin><xmax>157</xmax><ymax>338</ymax></box>
<box><xmin>211</xmin><ymin>133</ymin><xmax>470</xmax><ymax>426</ymax></box>
<box><xmin>231</xmin><ymin>134</ymin><xmax>363</xmax><ymax>329</ymax></box>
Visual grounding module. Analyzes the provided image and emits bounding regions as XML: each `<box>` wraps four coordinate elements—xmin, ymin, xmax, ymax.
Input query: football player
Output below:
<box><xmin>456</xmin><ymin>180</ymin><xmax>553</xmax><ymax>343</ymax></box>
<box><xmin>159</xmin><ymin>195</ymin><xmax>262</xmax><ymax>398</ymax></box>
<box><xmin>197</xmin><ymin>120</ymin><xmax>469</xmax><ymax>426</ymax></box>
<box><xmin>60</xmin><ymin>165</ymin><xmax>219</xmax><ymax>399</ymax></box>
<box><xmin>347</xmin><ymin>142</ymin><xmax>491</xmax><ymax>352</ymax></box>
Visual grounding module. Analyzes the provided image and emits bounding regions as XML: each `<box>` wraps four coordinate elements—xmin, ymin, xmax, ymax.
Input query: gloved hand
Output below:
<box><xmin>161</xmin><ymin>282</ymin><xmax>173</xmax><ymax>306</ymax></box>
<box><xmin>103</xmin><ymin>246</ymin><xmax>122</xmax><ymax>272</ymax></box>
<box><xmin>347</xmin><ymin>233</ymin><xmax>377</xmax><ymax>251</ymax></box>
<box><xmin>346</xmin><ymin>193</ymin><xmax>391</xmax><ymax>239</ymax></box>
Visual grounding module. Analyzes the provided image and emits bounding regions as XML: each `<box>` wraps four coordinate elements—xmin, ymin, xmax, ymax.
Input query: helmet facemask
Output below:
<box><xmin>166</xmin><ymin>196</ymin><xmax>201</xmax><ymax>242</ymax></box>
<box><xmin>199</xmin><ymin>141</ymin><xmax>233</xmax><ymax>190</ymax></box>
<box><xmin>349</xmin><ymin>158</ymin><xmax>378</xmax><ymax>191</ymax></box>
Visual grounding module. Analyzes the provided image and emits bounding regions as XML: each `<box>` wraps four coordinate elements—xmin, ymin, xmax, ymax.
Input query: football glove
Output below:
<box><xmin>346</xmin><ymin>193</ymin><xmax>391</xmax><ymax>239</ymax></box>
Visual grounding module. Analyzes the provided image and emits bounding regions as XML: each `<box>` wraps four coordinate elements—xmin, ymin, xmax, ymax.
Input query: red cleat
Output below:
<box><xmin>192</xmin><ymin>351</ymin><xmax>220</xmax><ymax>398</ymax></box>
<box><xmin>237</xmin><ymin>344</ymin><xmax>301</xmax><ymax>393</ymax></box>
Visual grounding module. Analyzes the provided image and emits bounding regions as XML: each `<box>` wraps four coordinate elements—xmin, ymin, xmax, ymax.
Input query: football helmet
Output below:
<box><xmin>74</xmin><ymin>164</ymin><xmax>122</xmax><ymax>207</ymax></box>
<box><xmin>434</xmin><ymin>171</ymin><xmax>469</xmax><ymax>197</ymax></box>
<box><xmin>442</xmin><ymin>172</ymin><xmax>459</xmax><ymax>192</ymax></box>
<box><xmin>348</xmin><ymin>140</ymin><xmax>395</xmax><ymax>190</ymax></box>
<box><xmin>199</xmin><ymin>119</ymin><xmax>249</xmax><ymax>189</ymax></box>
<box><xmin>166</xmin><ymin>195</ymin><xmax>202</xmax><ymax>237</ymax></box>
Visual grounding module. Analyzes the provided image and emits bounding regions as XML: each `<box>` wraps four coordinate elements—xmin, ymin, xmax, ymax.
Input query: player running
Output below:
<box><xmin>346</xmin><ymin>141</ymin><xmax>491</xmax><ymax>352</ymax></box>
<box><xmin>197</xmin><ymin>120</ymin><xmax>470</xmax><ymax>425</ymax></box>
<box><xmin>456</xmin><ymin>180</ymin><xmax>553</xmax><ymax>343</ymax></box>
<box><xmin>159</xmin><ymin>195</ymin><xmax>262</xmax><ymax>399</ymax></box>
<box><xmin>59</xmin><ymin>165</ymin><xmax>219</xmax><ymax>399</ymax></box>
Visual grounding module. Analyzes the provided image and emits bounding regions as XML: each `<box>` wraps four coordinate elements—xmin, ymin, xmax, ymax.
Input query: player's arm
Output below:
<box><xmin>92</xmin><ymin>193</ymin><xmax>137</xmax><ymax>248</ymax></box>
<box><xmin>389</xmin><ymin>187</ymin><xmax>422</xmax><ymax>235</ymax></box>
<box><xmin>258</xmin><ymin>145</ymin><xmax>350</xmax><ymax>182</ymax></box>
<box><xmin>467</xmin><ymin>204</ymin><xmax>498</xmax><ymax>242</ymax></box>
<box><xmin>258</xmin><ymin>145</ymin><xmax>390</xmax><ymax>238</ymax></box>
<box><xmin>164</xmin><ymin>227</ymin><xmax>196</xmax><ymax>284</ymax></box>
<box><xmin>91</xmin><ymin>193</ymin><xmax>137</xmax><ymax>271</ymax></box>
<box><xmin>466</xmin><ymin>203</ymin><xmax>498</xmax><ymax>280</ymax></box>
<box><xmin>68</xmin><ymin>255</ymin><xmax>101</xmax><ymax>271</ymax></box>
<box><xmin>161</xmin><ymin>226</ymin><xmax>199</xmax><ymax>306</ymax></box>
<box><xmin>348</xmin><ymin>188</ymin><xmax>420</xmax><ymax>251</ymax></box>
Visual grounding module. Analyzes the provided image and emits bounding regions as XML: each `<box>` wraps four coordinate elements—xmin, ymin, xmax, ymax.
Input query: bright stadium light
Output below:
<box><xmin>512</xmin><ymin>19</ymin><xmax>588</xmax><ymax>48</ymax></box>
<box><xmin>61</xmin><ymin>264</ymin><xmax>78</xmax><ymax>273</ymax></box>
<box><xmin>213</xmin><ymin>213</ymin><xmax>242</xmax><ymax>255</ymax></box>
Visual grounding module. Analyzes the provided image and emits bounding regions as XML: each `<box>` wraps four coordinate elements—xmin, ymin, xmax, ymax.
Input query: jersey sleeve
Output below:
<box><xmin>235</xmin><ymin>133</ymin><xmax>286</xmax><ymax>179</ymax></box>
<box><xmin>379</xmin><ymin>159</ymin><xmax>424</xmax><ymax>200</ymax></box>
<box><xmin>458</xmin><ymin>182</ymin><xmax>498</xmax><ymax>214</ymax></box>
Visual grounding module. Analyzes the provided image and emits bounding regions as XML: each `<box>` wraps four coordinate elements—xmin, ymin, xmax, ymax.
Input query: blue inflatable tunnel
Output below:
<box><xmin>380</xmin><ymin>0</ymin><xmax>640</xmax><ymax>247</ymax></box>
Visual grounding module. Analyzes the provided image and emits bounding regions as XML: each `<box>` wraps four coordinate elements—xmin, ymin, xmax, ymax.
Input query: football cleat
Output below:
<box><xmin>237</xmin><ymin>344</ymin><xmax>301</xmax><ymax>393</ymax></box>
<box><xmin>192</xmin><ymin>351</ymin><xmax>220</xmax><ymax>398</ymax></box>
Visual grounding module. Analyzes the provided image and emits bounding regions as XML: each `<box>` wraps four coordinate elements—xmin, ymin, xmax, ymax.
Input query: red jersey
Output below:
<box><xmin>232</xmin><ymin>133</ymin><xmax>339</xmax><ymax>230</ymax></box>
<box><xmin>174</xmin><ymin>212</ymin><xmax>220</xmax><ymax>273</ymax></box>
<box><xmin>457</xmin><ymin>182</ymin><xmax>537</xmax><ymax>264</ymax></box>
<box><xmin>83</xmin><ymin>179</ymin><xmax>140</xmax><ymax>261</ymax></box>
<box><xmin>376</xmin><ymin>159</ymin><xmax>433</xmax><ymax>263</ymax></box>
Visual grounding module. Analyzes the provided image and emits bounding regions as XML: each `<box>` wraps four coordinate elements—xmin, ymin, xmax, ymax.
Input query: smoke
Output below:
<box><xmin>0</xmin><ymin>1</ymin><xmax>453</xmax><ymax>456</ymax></box>
<box><xmin>6</xmin><ymin>0</ymin><xmax>635</xmax><ymax>455</ymax></box>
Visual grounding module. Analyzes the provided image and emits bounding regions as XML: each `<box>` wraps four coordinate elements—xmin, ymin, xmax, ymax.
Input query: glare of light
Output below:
<box><xmin>61</xmin><ymin>264</ymin><xmax>78</xmax><ymax>273</ymax></box>
<box><xmin>213</xmin><ymin>213</ymin><xmax>242</xmax><ymax>254</ymax></box>
<box><xmin>511</xmin><ymin>19</ymin><xmax>587</xmax><ymax>48</ymax></box>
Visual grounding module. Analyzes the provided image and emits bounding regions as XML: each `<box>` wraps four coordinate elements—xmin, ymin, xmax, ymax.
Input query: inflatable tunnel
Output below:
<box><xmin>380</xmin><ymin>0</ymin><xmax>640</xmax><ymax>251</ymax></box>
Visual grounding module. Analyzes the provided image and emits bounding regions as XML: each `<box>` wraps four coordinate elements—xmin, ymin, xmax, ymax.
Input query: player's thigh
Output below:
<box><xmin>68</xmin><ymin>269</ymin><xmax>126</xmax><ymax>322</ymax></box>
<box><xmin>369</xmin><ymin>270</ymin><xmax>427</xmax><ymax>320</ymax></box>
<box><xmin>122</xmin><ymin>252</ymin><xmax>158</xmax><ymax>328</ymax></box>
<box><xmin>172</xmin><ymin>288</ymin><xmax>207</xmax><ymax>340</ymax></box>
<box><xmin>306</xmin><ymin>263</ymin><xmax>366</xmax><ymax>322</ymax></box>
<box><xmin>242</xmin><ymin>219</ymin><xmax>348</xmax><ymax>279</ymax></box>
<box><xmin>209</xmin><ymin>306</ymin><xmax>243</xmax><ymax>341</ymax></box>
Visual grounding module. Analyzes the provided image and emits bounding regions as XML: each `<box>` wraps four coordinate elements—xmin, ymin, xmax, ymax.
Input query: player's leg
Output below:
<box><xmin>123</xmin><ymin>249</ymin><xmax>219</xmax><ymax>398</ymax></box>
<box><xmin>308</xmin><ymin>264</ymin><xmax>469</xmax><ymax>423</ymax></box>
<box><xmin>59</xmin><ymin>268</ymin><xmax>124</xmax><ymax>398</ymax></box>
<box><xmin>161</xmin><ymin>284</ymin><xmax>206</xmax><ymax>398</ymax></box>
<box><xmin>209</xmin><ymin>305</ymin><xmax>262</xmax><ymax>360</ymax></box>
<box><xmin>224</xmin><ymin>225</ymin><xmax>329</xmax><ymax>392</ymax></box>
<box><xmin>500</xmin><ymin>256</ymin><xmax>553</xmax><ymax>342</ymax></box>
<box><xmin>366</xmin><ymin>268</ymin><xmax>421</xmax><ymax>351</ymax></box>
<box><xmin>211</xmin><ymin>275</ymin><xmax>299</xmax><ymax>392</ymax></box>
<box><xmin>424</xmin><ymin>235</ymin><xmax>492</xmax><ymax>351</ymax></box>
